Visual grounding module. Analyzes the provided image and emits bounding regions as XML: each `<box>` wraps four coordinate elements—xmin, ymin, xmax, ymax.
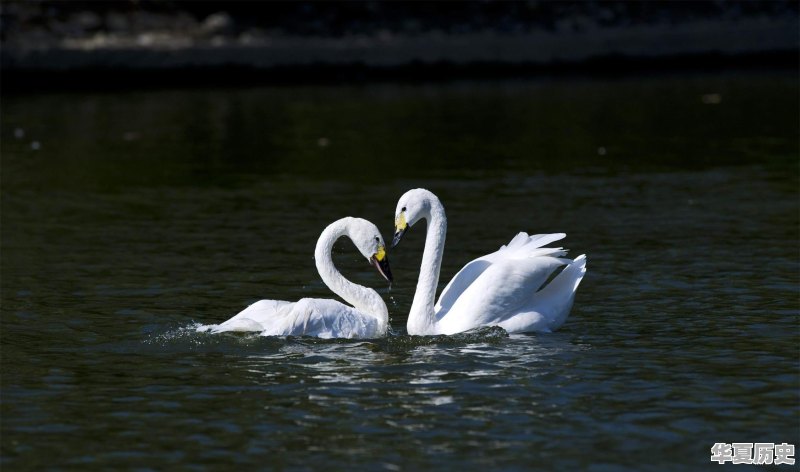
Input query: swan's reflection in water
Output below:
<box><xmin>210</xmin><ymin>326</ymin><xmax>586</xmax><ymax>442</ymax></box>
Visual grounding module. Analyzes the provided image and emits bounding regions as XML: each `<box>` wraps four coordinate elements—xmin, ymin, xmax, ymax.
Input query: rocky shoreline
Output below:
<box><xmin>2</xmin><ymin>2</ymin><xmax>797</xmax><ymax>89</ymax></box>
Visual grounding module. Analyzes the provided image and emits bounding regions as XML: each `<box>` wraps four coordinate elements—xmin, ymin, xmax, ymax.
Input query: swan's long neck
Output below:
<box><xmin>407</xmin><ymin>197</ymin><xmax>447</xmax><ymax>335</ymax></box>
<box><xmin>314</xmin><ymin>219</ymin><xmax>388</xmax><ymax>333</ymax></box>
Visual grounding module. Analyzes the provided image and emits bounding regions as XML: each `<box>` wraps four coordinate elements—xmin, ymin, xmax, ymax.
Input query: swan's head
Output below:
<box><xmin>392</xmin><ymin>188</ymin><xmax>437</xmax><ymax>248</ymax></box>
<box><xmin>346</xmin><ymin>217</ymin><xmax>393</xmax><ymax>283</ymax></box>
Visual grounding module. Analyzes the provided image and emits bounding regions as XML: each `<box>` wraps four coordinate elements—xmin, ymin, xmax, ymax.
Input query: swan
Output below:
<box><xmin>392</xmin><ymin>188</ymin><xmax>586</xmax><ymax>335</ymax></box>
<box><xmin>199</xmin><ymin>217</ymin><xmax>393</xmax><ymax>338</ymax></box>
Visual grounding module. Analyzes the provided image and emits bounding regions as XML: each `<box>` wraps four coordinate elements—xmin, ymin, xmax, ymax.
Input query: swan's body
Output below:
<box><xmin>393</xmin><ymin>189</ymin><xmax>586</xmax><ymax>335</ymax></box>
<box><xmin>199</xmin><ymin>217</ymin><xmax>392</xmax><ymax>339</ymax></box>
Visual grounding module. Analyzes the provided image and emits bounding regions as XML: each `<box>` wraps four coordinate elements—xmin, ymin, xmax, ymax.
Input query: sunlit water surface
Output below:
<box><xmin>2</xmin><ymin>74</ymin><xmax>798</xmax><ymax>470</ymax></box>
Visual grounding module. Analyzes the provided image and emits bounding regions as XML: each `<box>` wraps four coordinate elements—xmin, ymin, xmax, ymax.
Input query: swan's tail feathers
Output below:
<box><xmin>196</xmin><ymin>324</ymin><xmax>214</xmax><ymax>333</ymax></box>
<box><xmin>498</xmin><ymin>232</ymin><xmax>568</xmax><ymax>259</ymax></box>
<box><xmin>503</xmin><ymin>232</ymin><xmax>533</xmax><ymax>249</ymax></box>
<box><xmin>208</xmin><ymin>317</ymin><xmax>264</xmax><ymax>333</ymax></box>
<box><xmin>196</xmin><ymin>318</ymin><xmax>263</xmax><ymax>333</ymax></box>
<box><xmin>203</xmin><ymin>299</ymin><xmax>293</xmax><ymax>334</ymax></box>
<box><xmin>556</xmin><ymin>254</ymin><xmax>587</xmax><ymax>294</ymax></box>
<box><xmin>533</xmin><ymin>254</ymin><xmax>587</xmax><ymax>331</ymax></box>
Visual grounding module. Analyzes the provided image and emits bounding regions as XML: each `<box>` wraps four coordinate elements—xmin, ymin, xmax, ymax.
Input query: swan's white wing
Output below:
<box><xmin>269</xmin><ymin>298</ymin><xmax>383</xmax><ymax>339</ymax></box>
<box><xmin>203</xmin><ymin>298</ymin><xmax>382</xmax><ymax>338</ymax></box>
<box><xmin>197</xmin><ymin>299</ymin><xmax>293</xmax><ymax>333</ymax></box>
<box><xmin>435</xmin><ymin>232</ymin><xmax>568</xmax><ymax>314</ymax></box>
<box><xmin>434</xmin><ymin>257</ymin><xmax>493</xmax><ymax>314</ymax></box>
<box><xmin>436</xmin><ymin>255</ymin><xmax>568</xmax><ymax>334</ymax></box>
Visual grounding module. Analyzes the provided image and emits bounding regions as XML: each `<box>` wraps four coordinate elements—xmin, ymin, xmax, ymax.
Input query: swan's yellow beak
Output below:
<box><xmin>370</xmin><ymin>245</ymin><xmax>393</xmax><ymax>283</ymax></box>
<box><xmin>392</xmin><ymin>213</ymin><xmax>408</xmax><ymax>248</ymax></box>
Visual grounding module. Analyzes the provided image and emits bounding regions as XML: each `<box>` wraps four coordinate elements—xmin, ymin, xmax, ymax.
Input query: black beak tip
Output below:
<box><xmin>391</xmin><ymin>230</ymin><xmax>405</xmax><ymax>249</ymax></box>
<box><xmin>372</xmin><ymin>256</ymin><xmax>393</xmax><ymax>283</ymax></box>
<box><xmin>380</xmin><ymin>258</ymin><xmax>393</xmax><ymax>283</ymax></box>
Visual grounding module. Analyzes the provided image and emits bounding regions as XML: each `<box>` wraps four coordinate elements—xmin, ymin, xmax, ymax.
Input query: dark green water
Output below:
<box><xmin>2</xmin><ymin>73</ymin><xmax>798</xmax><ymax>470</ymax></box>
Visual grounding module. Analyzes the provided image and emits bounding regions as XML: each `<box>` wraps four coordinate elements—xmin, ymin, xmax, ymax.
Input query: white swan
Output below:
<box><xmin>392</xmin><ymin>189</ymin><xmax>587</xmax><ymax>335</ymax></box>
<box><xmin>199</xmin><ymin>217</ymin><xmax>392</xmax><ymax>338</ymax></box>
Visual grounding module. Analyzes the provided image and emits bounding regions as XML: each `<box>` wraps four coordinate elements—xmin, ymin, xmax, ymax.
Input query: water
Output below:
<box><xmin>2</xmin><ymin>73</ymin><xmax>798</xmax><ymax>470</ymax></box>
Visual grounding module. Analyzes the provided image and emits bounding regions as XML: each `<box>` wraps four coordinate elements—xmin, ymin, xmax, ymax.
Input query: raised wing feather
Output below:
<box><xmin>436</xmin><ymin>255</ymin><xmax>568</xmax><ymax>334</ymax></box>
<box><xmin>499</xmin><ymin>232</ymin><xmax>567</xmax><ymax>258</ymax></box>
<box><xmin>435</xmin><ymin>232</ymin><xmax>568</xmax><ymax>315</ymax></box>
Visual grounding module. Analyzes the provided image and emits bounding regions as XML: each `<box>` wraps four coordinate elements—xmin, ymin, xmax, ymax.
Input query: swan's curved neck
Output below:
<box><xmin>407</xmin><ymin>196</ymin><xmax>446</xmax><ymax>335</ymax></box>
<box><xmin>314</xmin><ymin>220</ymin><xmax>388</xmax><ymax>332</ymax></box>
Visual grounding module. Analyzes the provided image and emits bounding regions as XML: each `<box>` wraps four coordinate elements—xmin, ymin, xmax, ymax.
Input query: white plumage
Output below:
<box><xmin>392</xmin><ymin>189</ymin><xmax>587</xmax><ymax>335</ymax></box>
<box><xmin>198</xmin><ymin>217</ymin><xmax>392</xmax><ymax>339</ymax></box>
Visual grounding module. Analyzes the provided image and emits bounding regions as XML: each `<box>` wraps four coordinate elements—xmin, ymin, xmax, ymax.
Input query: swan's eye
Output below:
<box><xmin>401</xmin><ymin>206</ymin><xmax>406</xmax><ymax>212</ymax></box>
<box><xmin>374</xmin><ymin>236</ymin><xmax>379</xmax><ymax>242</ymax></box>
